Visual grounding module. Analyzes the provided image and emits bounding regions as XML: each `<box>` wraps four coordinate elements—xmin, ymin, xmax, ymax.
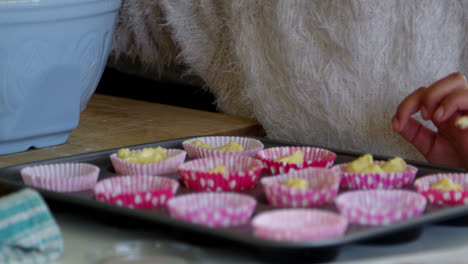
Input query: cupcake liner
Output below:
<box><xmin>261</xmin><ymin>167</ymin><xmax>340</xmax><ymax>208</ymax></box>
<box><xmin>413</xmin><ymin>173</ymin><xmax>468</xmax><ymax>205</ymax></box>
<box><xmin>93</xmin><ymin>175</ymin><xmax>179</xmax><ymax>209</ymax></box>
<box><xmin>181</xmin><ymin>136</ymin><xmax>264</xmax><ymax>159</ymax></box>
<box><xmin>335</xmin><ymin>190</ymin><xmax>427</xmax><ymax>226</ymax></box>
<box><xmin>178</xmin><ymin>155</ymin><xmax>263</xmax><ymax>191</ymax></box>
<box><xmin>167</xmin><ymin>192</ymin><xmax>256</xmax><ymax>228</ymax></box>
<box><xmin>110</xmin><ymin>148</ymin><xmax>186</xmax><ymax>176</ymax></box>
<box><xmin>334</xmin><ymin>163</ymin><xmax>418</xmax><ymax>190</ymax></box>
<box><xmin>256</xmin><ymin>146</ymin><xmax>336</xmax><ymax>174</ymax></box>
<box><xmin>20</xmin><ymin>163</ymin><xmax>99</xmax><ymax>192</ymax></box>
<box><xmin>252</xmin><ymin>209</ymin><xmax>348</xmax><ymax>242</ymax></box>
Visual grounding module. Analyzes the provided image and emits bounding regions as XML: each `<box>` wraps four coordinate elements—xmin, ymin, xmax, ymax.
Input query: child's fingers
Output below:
<box><xmin>395</xmin><ymin>117</ymin><xmax>436</xmax><ymax>157</ymax></box>
<box><xmin>433</xmin><ymin>89</ymin><xmax>468</xmax><ymax>123</ymax></box>
<box><xmin>392</xmin><ymin>87</ymin><xmax>426</xmax><ymax>132</ymax></box>
<box><xmin>421</xmin><ymin>72</ymin><xmax>467</xmax><ymax>120</ymax></box>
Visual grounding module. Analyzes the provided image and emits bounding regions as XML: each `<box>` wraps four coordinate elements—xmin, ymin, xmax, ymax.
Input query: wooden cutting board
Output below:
<box><xmin>0</xmin><ymin>94</ymin><xmax>264</xmax><ymax>168</ymax></box>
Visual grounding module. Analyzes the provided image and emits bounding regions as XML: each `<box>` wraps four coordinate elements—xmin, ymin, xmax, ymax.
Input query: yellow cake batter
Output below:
<box><xmin>431</xmin><ymin>178</ymin><xmax>463</xmax><ymax>191</ymax></box>
<box><xmin>456</xmin><ymin>116</ymin><xmax>468</xmax><ymax>129</ymax></box>
<box><xmin>213</xmin><ymin>141</ymin><xmax>244</xmax><ymax>151</ymax></box>
<box><xmin>189</xmin><ymin>140</ymin><xmax>213</xmax><ymax>149</ymax></box>
<box><xmin>188</xmin><ymin>140</ymin><xmax>244</xmax><ymax>151</ymax></box>
<box><xmin>117</xmin><ymin>147</ymin><xmax>167</xmax><ymax>164</ymax></box>
<box><xmin>207</xmin><ymin>165</ymin><xmax>227</xmax><ymax>173</ymax></box>
<box><xmin>380</xmin><ymin>157</ymin><xmax>406</xmax><ymax>173</ymax></box>
<box><xmin>276</xmin><ymin>150</ymin><xmax>304</xmax><ymax>164</ymax></box>
<box><xmin>283</xmin><ymin>178</ymin><xmax>308</xmax><ymax>190</ymax></box>
<box><xmin>346</xmin><ymin>154</ymin><xmax>407</xmax><ymax>173</ymax></box>
<box><xmin>346</xmin><ymin>154</ymin><xmax>373</xmax><ymax>173</ymax></box>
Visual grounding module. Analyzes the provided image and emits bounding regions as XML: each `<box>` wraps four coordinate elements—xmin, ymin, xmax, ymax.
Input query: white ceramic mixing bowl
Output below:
<box><xmin>0</xmin><ymin>0</ymin><xmax>121</xmax><ymax>154</ymax></box>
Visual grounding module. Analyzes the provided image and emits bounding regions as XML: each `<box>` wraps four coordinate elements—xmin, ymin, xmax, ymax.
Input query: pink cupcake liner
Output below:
<box><xmin>252</xmin><ymin>209</ymin><xmax>348</xmax><ymax>242</ymax></box>
<box><xmin>93</xmin><ymin>175</ymin><xmax>179</xmax><ymax>209</ymax></box>
<box><xmin>178</xmin><ymin>155</ymin><xmax>263</xmax><ymax>191</ymax></box>
<box><xmin>413</xmin><ymin>173</ymin><xmax>468</xmax><ymax>205</ymax></box>
<box><xmin>334</xmin><ymin>163</ymin><xmax>418</xmax><ymax>190</ymax></box>
<box><xmin>167</xmin><ymin>192</ymin><xmax>256</xmax><ymax>228</ymax></box>
<box><xmin>181</xmin><ymin>136</ymin><xmax>264</xmax><ymax>159</ymax></box>
<box><xmin>261</xmin><ymin>167</ymin><xmax>340</xmax><ymax>208</ymax></box>
<box><xmin>20</xmin><ymin>163</ymin><xmax>99</xmax><ymax>192</ymax></box>
<box><xmin>256</xmin><ymin>146</ymin><xmax>336</xmax><ymax>174</ymax></box>
<box><xmin>110</xmin><ymin>148</ymin><xmax>187</xmax><ymax>176</ymax></box>
<box><xmin>335</xmin><ymin>190</ymin><xmax>427</xmax><ymax>226</ymax></box>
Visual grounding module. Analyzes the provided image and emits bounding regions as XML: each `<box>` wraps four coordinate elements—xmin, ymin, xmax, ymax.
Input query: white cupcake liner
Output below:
<box><xmin>261</xmin><ymin>167</ymin><xmax>340</xmax><ymax>208</ymax></box>
<box><xmin>256</xmin><ymin>146</ymin><xmax>336</xmax><ymax>174</ymax></box>
<box><xmin>335</xmin><ymin>190</ymin><xmax>427</xmax><ymax>226</ymax></box>
<box><xmin>167</xmin><ymin>192</ymin><xmax>256</xmax><ymax>228</ymax></box>
<box><xmin>181</xmin><ymin>136</ymin><xmax>264</xmax><ymax>159</ymax></box>
<box><xmin>93</xmin><ymin>175</ymin><xmax>179</xmax><ymax>209</ymax></box>
<box><xmin>20</xmin><ymin>163</ymin><xmax>99</xmax><ymax>192</ymax></box>
<box><xmin>178</xmin><ymin>155</ymin><xmax>263</xmax><ymax>191</ymax></box>
<box><xmin>414</xmin><ymin>173</ymin><xmax>468</xmax><ymax>205</ymax></box>
<box><xmin>334</xmin><ymin>163</ymin><xmax>418</xmax><ymax>190</ymax></box>
<box><xmin>252</xmin><ymin>209</ymin><xmax>348</xmax><ymax>242</ymax></box>
<box><xmin>110</xmin><ymin>148</ymin><xmax>187</xmax><ymax>176</ymax></box>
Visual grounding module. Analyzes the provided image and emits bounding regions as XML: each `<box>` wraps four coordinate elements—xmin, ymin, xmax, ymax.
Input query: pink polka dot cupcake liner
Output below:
<box><xmin>335</xmin><ymin>190</ymin><xmax>427</xmax><ymax>226</ymax></box>
<box><xmin>167</xmin><ymin>192</ymin><xmax>256</xmax><ymax>228</ymax></box>
<box><xmin>93</xmin><ymin>175</ymin><xmax>179</xmax><ymax>209</ymax></box>
<box><xmin>261</xmin><ymin>167</ymin><xmax>340</xmax><ymax>208</ymax></box>
<box><xmin>181</xmin><ymin>136</ymin><xmax>264</xmax><ymax>159</ymax></box>
<box><xmin>20</xmin><ymin>163</ymin><xmax>99</xmax><ymax>192</ymax></box>
<box><xmin>252</xmin><ymin>209</ymin><xmax>348</xmax><ymax>242</ymax></box>
<box><xmin>110</xmin><ymin>148</ymin><xmax>187</xmax><ymax>176</ymax></box>
<box><xmin>178</xmin><ymin>155</ymin><xmax>263</xmax><ymax>191</ymax></box>
<box><xmin>256</xmin><ymin>146</ymin><xmax>336</xmax><ymax>174</ymax></box>
<box><xmin>334</xmin><ymin>163</ymin><xmax>418</xmax><ymax>190</ymax></box>
<box><xmin>414</xmin><ymin>173</ymin><xmax>468</xmax><ymax>205</ymax></box>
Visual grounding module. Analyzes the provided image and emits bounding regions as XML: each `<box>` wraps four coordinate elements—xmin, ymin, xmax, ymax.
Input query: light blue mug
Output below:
<box><xmin>0</xmin><ymin>0</ymin><xmax>121</xmax><ymax>155</ymax></box>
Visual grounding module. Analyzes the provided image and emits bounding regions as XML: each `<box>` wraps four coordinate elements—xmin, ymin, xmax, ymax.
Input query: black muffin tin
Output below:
<box><xmin>0</xmin><ymin>136</ymin><xmax>467</xmax><ymax>263</ymax></box>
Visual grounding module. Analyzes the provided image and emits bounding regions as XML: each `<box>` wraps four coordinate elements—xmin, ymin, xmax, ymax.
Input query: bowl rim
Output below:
<box><xmin>0</xmin><ymin>0</ymin><xmax>121</xmax><ymax>11</ymax></box>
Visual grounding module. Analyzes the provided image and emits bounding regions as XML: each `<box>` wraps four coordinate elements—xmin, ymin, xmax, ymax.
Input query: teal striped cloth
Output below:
<box><xmin>0</xmin><ymin>189</ymin><xmax>63</xmax><ymax>264</ymax></box>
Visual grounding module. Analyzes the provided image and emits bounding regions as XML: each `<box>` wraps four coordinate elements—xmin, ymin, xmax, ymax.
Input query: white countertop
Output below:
<box><xmin>54</xmin><ymin>212</ymin><xmax>468</xmax><ymax>264</ymax></box>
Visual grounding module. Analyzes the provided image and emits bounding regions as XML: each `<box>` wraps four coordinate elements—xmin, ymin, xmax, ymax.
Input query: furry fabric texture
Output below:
<box><xmin>110</xmin><ymin>0</ymin><xmax>468</xmax><ymax>162</ymax></box>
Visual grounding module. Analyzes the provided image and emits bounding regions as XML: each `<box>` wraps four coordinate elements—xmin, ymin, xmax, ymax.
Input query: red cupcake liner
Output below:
<box><xmin>334</xmin><ymin>163</ymin><xmax>418</xmax><ymax>190</ymax></box>
<box><xmin>93</xmin><ymin>175</ymin><xmax>179</xmax><ymax>209</ymax></box>
<box><xmin>256</xmin><ymin>146</ymin><xmax>336</xmax><ymax>174</ymax></box>
<box><xmin>413</xmin><ymin>173</ymin><xmax>468</xmax><ymax>205</ymax></box>
<box><xmin>252</xmin><ymin>209</ymin><xmax>348</xmax><ymax>242</ymax></box>
<box><xmin>110</xmin><ymin>148</ymin><xmax>186</xmax><ymax>176</ymax></box>
<box><xmin>178</xmin><ymin>155</ymin><xmax>263</xmax><ymax>191</ymax></box>
<box><xmin>335</xmin><ymin>190</ymin><xmax>427</xmax><ymax>226</ymax></box>
<box><xmin>261</xmin><ymin>167</ymin><xmax>340</xmax><ymax>208</ymax></box>
<box><xmin>167</xmin><ymin>192</ymin><xmax>256</xmax><ymax>228</ymax></box>
<box><xmin>181</xmin><ymin>136</ymin><xmax>264</xmax><ymax>159</ymax></box>
<box><xmin>20</xmin><ymin>163</ymin><xmax>99</xmax><ymax>192</ymax></box>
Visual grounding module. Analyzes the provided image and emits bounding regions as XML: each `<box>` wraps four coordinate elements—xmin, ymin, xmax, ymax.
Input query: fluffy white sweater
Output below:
<box><xmin>111</xmin><ymin>0</ymin><xmax>468</xmax><ymax>162</ymax></box>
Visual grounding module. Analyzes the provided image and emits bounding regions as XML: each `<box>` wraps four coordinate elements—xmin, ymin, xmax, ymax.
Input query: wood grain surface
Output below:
<box><xmin>0</xmin><ymin>94</ymin><xmax>264</xmax><ymax>168</ymax></box>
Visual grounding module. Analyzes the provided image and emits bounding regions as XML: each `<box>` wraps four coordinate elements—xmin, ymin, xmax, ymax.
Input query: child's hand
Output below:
<box><xmin>392</xmin><ymin>72</ymin><xmax>468</xmax><ymax>168</ymax></box>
